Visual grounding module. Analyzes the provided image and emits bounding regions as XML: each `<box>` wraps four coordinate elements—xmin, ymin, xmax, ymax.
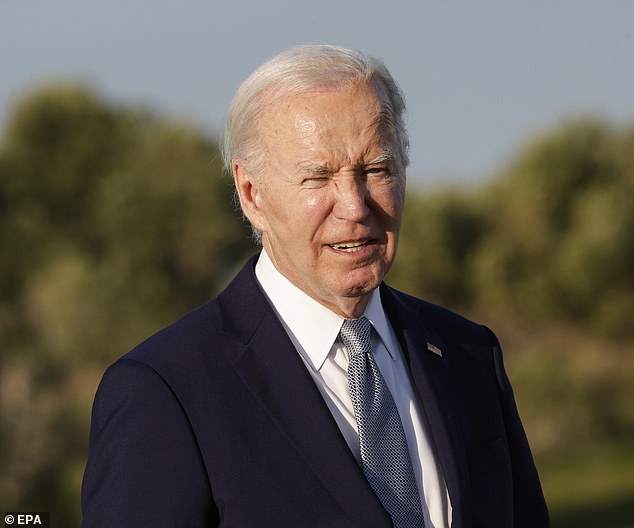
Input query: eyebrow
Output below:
<box><xmin>366</xmin><ymin>152</ymin><xmax>396</xmax><ymax>165</ymax></box>
<box><xmin>298</xmin><ymin>151</ymin><xmax>396</xmax><ymax>175</ymax></box>
<box><xmin>298</xmin><ymin>162</ymin><xmax>331</xmax><ymax>175</ymax></box>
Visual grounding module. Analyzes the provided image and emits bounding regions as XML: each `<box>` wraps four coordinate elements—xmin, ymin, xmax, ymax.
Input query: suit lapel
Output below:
<box><xmin>381</xmin><ymin>285</ymin><xmax>472</xmax><ymax>528</ymax></box>
<box><xmin>218</xmin><ymin>257</ymin><xmax>392</xmax><ymax>526</ymax></box>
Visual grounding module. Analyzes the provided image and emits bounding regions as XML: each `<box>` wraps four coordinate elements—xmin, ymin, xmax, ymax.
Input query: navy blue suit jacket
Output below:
<box><xmin>82</xmin><ymin>256</ymin><xmax>548</xmax><ymax>527</ymax></box>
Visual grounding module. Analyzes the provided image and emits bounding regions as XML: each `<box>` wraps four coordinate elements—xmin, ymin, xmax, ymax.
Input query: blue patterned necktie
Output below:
<box><xmin>340</xmin><ymin>317</ymin><xmax>425</xmax><ymax>528</ymax></box>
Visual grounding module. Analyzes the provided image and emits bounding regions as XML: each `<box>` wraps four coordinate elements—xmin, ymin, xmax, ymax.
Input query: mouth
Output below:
<box><xmin>328</xmin><ymin>240</ymin><xmax>371</xmax><ymax>253</ymax></box>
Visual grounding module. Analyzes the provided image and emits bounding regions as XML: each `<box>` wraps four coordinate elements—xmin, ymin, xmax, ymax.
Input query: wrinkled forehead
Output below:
<box><xmin>258</xmin><ymin>79</ymin><xmax>399</xmax><ymax>147</ymax></box>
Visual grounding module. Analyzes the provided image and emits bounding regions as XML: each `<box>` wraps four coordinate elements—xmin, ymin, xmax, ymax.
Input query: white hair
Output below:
<box><xmin>221</xmin><ymin>44</ymin><xmax>409</xmax><ymax>177</ymax></box>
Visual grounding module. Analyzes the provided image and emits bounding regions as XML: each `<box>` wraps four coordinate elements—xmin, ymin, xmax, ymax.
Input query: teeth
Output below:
<box><xmin>330</xmin><ymin>240</ymin><xmax>368</xmax><ymax>252</ymax></box>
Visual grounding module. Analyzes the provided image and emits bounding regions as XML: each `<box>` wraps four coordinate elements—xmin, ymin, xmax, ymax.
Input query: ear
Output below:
<box><xmin>232</xmin><ymin>160</ymin><xmax>267</xmax><ymax>232</ymax></box>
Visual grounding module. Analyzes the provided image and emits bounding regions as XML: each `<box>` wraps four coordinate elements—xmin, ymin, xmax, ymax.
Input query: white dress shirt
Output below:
<box><xmin>255</xmin><ymin>250</ymin><xmax>452</xmax><ymax>528</ymax></box>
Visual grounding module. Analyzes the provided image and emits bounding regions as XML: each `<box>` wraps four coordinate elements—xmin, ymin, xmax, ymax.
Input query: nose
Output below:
<box><xmin>332</xmin><ymin>178</ymin><xmax>369</xmax><ymax>222</ymax></box>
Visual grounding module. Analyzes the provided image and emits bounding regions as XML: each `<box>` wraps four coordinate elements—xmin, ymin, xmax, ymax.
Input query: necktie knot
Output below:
<box><xmin>340</xmin><ymin>317</ymin><xmax>372</xmax><ymax>358</ymax></box>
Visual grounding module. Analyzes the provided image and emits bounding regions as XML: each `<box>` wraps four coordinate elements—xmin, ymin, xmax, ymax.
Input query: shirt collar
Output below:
<box><xmin>255</xmin><ymin>250</ymin><xmax>397</xmax><ymax>371</ymax></box>
<box><xmin>363</xmin><ymin>288</ymin><xmax>398</xmax><ymax>362</ymax></box>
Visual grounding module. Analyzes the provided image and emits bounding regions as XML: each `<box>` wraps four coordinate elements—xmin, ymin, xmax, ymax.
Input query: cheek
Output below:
<box><xmin>300</xmin><ymin>193</ymin><xmax>332</xmax><ymax>224</ymax></box>
<box><xmin>374</xmin><ymin>188</ymin><xmax>403</xmax><ymax>222</ymax></box>
<box><xmin>276</xmin><ymin>194</ymin><xmax>327</xmax><ymax>243</ymax></box>
<box><xmin>304</xmin><ymin>194</ymin><xmax>321</xmax><ymax>210</ymax></box>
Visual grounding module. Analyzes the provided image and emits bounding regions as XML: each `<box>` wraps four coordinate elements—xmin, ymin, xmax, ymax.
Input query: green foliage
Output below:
<box><xmin>0</xmin><ymin>84</ymin><xmax>253</xmax><ymax>363</ymax></box>
<box><xmin>0</xmin><ymin>84</ymin><xmax>253</xmax><ymax>526</ymax></box>
<box><xmin>389</xmin><ymin>189</ymin><xmax>485</xmax><ymax>307</ymax></box>
<box><xmin>473</xmin><ymin>119</ymin><xmax>634</xmax><ymax>336</ymax></box>
<box><xmin>1</xmin><ymin>84</ymin><xmax>632</xmax><ymax>526</ymax></box>
<box><xmin>393</xmin><ymin>118</ymin><xmax>634</xmax><ymax>338</ymax></box>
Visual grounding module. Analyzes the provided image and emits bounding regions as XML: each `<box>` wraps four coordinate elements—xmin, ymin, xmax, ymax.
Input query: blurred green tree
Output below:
<box><xmin>388</xmin><ymin>189</ymin><xmax>485</xmax><ymax>308</ymax></box>
<box><xmin>471</xmin><ymin>119</ymin><xmax>634</xmax><ymax>336</ymax></box>
<box><xmin>393</xmin><ymin>119</ymin><xmax>634</xmax><ymax>338</ymax></box>
<box><xmin>0</xmin><ymin>84</ymin><xmax>253</xmax><ymax>526</ymax></box>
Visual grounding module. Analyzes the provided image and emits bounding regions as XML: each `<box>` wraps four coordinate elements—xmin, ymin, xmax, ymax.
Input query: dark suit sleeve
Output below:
<box><xmin>81</xmin><ymin>359</ymin><xmax>217</xmax><ymax>527</ymax></box>
<box><xmin>488</xmin><ymin>329</ymin><xmax>550</xmax><ymax>527</ymax></box>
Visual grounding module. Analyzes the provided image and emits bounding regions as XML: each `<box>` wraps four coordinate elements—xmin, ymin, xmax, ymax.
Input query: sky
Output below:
<box><xmin>2</xmin><ymin>1</ymin><xmax>633</xmax><ymax>187</ymax></box>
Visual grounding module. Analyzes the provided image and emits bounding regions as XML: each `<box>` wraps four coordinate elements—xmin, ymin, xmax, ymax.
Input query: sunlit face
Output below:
<box><xmin>235</xmin><ymin>82</ymin><xmax>406</xmax><ymax>318</ymax></box>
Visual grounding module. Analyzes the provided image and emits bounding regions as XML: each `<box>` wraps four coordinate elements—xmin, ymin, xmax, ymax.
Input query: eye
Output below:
<box><xmin>301</xmin><ymin>176</ymin><xmax>330</xmax><ymax>188</ymax></box>
<box><xmin>364</xmin><ymin>166</ymin><xmax>392</xmax><ymax>181</ymax></box>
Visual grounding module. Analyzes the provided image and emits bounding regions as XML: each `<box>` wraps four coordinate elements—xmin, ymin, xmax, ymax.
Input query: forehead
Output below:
<box><xmin>258</xmin><ymin>82</ymin><xmax>397</xmax><ymax>165</ymax></box>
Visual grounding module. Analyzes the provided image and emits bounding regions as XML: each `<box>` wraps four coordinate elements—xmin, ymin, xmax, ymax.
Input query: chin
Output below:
<box><xmin>327</xmin><ymin>261</ymin><xmax>387</xmax><ymax>295</ymax></box>
<box><xmin>340</xmin><ymin>277</ymin><xmax>381</xmax><ymax>298</ymax></box>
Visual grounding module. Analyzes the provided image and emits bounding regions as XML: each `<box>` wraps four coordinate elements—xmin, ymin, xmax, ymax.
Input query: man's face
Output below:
<box><xmin>237</xmin><ymin>82</ymin><xmax>406</xmax><ymax>317</ymax></box>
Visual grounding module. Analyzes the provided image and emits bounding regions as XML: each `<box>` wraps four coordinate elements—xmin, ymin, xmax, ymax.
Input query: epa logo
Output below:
<box><xmin>4</xmin><ymin>513</ymin><xmax>50</xmax><ymax>527</ymax></box>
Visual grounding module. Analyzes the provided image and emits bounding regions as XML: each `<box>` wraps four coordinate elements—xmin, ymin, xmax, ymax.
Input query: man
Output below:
<box><xmin>82</xmin><ymin>45</ymin><xmax>549</xmax><ymax>527</ymax></box>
